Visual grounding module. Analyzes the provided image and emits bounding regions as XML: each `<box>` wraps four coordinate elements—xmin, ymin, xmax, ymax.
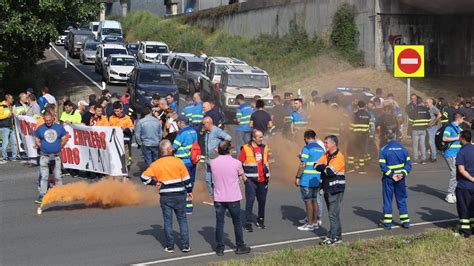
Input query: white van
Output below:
<box><xmin>97</xmin><ymin>20</ymin><xmax>122</xmax><ymax>42</ymax></box>
<box><xmin>89</xmin><ymin>21</ymin><xmax>100</xmax><ymax>39</ymax></box>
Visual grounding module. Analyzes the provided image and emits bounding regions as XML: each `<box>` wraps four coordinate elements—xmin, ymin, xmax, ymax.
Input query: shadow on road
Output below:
<box><xmin>416</xmin><ymin>207</ymin><xmax>457</xmax><ymax>228</ymax></box>
<box><xmin>409</xmin><ymin>184</ymin><xmax>446</xmax><ymax>200</ymax></box>
<box><xmin>198</xmin><ymin>226</ymin><xmax>235</xmax><ymax>250</ymax></box>
<box><xmin>43</xmin><ymin>202</ymin><xmax>103</xmax><ymax>212</ymax></box>
<box><xmin>281</xmin><ymin>205</ymin><xmax>306</xmax><ymax>226</ymax></box>
<box><xmin>137</xmin><ymin>224</ymin><xmax>178</xmax><ymax>248</ymax></box>
<box><xmin>352</xmin><ymin>206</ymin><xmax>382</xmax><ymax>225</ymax></box>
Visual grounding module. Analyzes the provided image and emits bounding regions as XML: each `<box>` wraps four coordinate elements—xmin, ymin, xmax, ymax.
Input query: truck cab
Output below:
<box><xmin>137</xmin><ymin>41</ymin><xmax>170</xmax><ymax>63</ymax></box>
<box><xmin>217</xmin><ymin>65</ymin><xmax>274</xmax><ymax>113</ymax></box>
<box><xmin>200</xmin><ymin>57</ymin><xmax>248</xmax><ymax>97</ymax></box>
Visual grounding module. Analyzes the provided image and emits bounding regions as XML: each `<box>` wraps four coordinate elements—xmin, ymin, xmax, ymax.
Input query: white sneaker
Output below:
<box><xmin>0</xmin><ymin>160</ymin><xmax>6</xmax><ymax>165</ymax></box>
<box><xmin>317</xmin><ymin>220</ymin><xmax>322</xmax><ymax>227</ymax></box>
<box><xmin>312</xmin><ymin>223</ymin><xmax>320</xmax><ymax>230</ymax></box>
<box><xmin>445</xmin><ymin>193</ymin><xmax>456</xmax><ymax>204</ymax></box>
<box><xmin>297</xmin><ymin>223</ymin><xmax>314</xmax><ymax>231</ymax></box>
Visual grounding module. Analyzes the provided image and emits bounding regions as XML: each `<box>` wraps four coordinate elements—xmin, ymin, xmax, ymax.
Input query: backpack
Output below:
<box><xmin>435</xmin><ymin>124</ymin><xmax>459</xmax><ymax>151</ymax></box>
<box><xmin>190</xmin><ymin>141</ymin><xmax>202</xmax><ymax>165</ymax></box>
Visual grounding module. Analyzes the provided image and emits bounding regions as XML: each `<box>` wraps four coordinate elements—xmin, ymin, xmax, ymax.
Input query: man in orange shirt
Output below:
<box><xmin>141</xmin><ymin>139</ymin><xmax>192</xmax><ymax>253</ymax></box>
<box><xmin>90</xmin><ymin>104</ymin><xmax>109</xmax><ymax>126</ymax></box>
<box><xmin>108</xmin><ymin>101</ymin><xmax>134</xmax><ymax>179</ymax></box>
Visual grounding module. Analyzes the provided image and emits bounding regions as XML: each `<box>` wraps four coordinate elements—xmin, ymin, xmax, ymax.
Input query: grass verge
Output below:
<box><xmin>220</xmin><ymin>229</ymin><xmax>473</xmax><ymax>265</ymax></box>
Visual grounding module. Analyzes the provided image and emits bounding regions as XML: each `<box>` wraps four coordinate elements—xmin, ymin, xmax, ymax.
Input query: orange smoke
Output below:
<box><xmin>39</xmin><ymin>178</ymin><xmax>160</xmax><ymax>209</ymax></box>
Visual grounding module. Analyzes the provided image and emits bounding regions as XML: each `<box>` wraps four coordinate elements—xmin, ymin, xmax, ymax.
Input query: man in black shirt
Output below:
<box><xmin>81</xmin><ymin>100</ymin><xmax>97</xmax><ymax>126</ymax></box>
<box><xmin>270</xmin><ymin>95</ymin><xmax>285</xmax><ymax>133</ymax></box>
<box><xmin>250</xmin><ymin>100</ymin><xmax>273</xmax><ymax>135</ymax></box>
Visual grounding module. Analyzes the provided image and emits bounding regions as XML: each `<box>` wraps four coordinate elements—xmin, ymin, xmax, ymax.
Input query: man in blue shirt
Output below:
<box><xmin>235</xmin><ymin>94</ymin><xmax>254</xmax><ymax>156</ymax></box>
<box><xmin>166</xmin><ymin>93</ymin><xmax>178</xmax><ymax>114</ymax></box>
<box><xmin>34</xmin><ymin>111</ymin><xmax>68</xmax><ymax>204</ymax></box>
<box><xmin>379</xmin><ymin>129</ymin><xmax>412</xmax><ymax>229</ymax></box>
<box><xmin>190</xmin><ymin>92</ymin><xmax>204</xmax><ymax>129</ymax></box>
<box><xmin>455</xmin><ymin>130</ymin><xmax>474</xmax><ymax>238</ymax></box>
<box><xmin>290</xmin><ymin>98</ymin><xmax>308</xmax><ymax>136</ymax></box>
<box><xmin>443</xmin><ymin>112</ymin><xmax>465</xmax><ymax>204</ymax></box>
<box><xmin>295</xmin><ymin>130</ymin><xmax>325</xmax><ymax>231</ymax></box>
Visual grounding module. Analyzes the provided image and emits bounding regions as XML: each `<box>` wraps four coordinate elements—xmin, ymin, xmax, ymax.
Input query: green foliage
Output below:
<box><xmin>120</xmin><ymin>11</ymin><xmax>323</xmax><ymax>86</ymax></box>
<box><xmin>0</xmin><ymin>0</ymin><xmax>100</xmax><ymax>93</ymax></box>
<box><xmin>330</xmin><ymin>3</ymin><xmax>364</xmax><ymax>65</ymax></box>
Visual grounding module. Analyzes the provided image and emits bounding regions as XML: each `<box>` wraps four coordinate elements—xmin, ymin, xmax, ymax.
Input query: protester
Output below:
<box><xmin>166</xmin><ymin>93</ymin><xmax>178</xmax><ymax>114</ymax></box>
<box><xmin>376</xmin><ymin>104</ymin><xmax>399</xmax><ymax>149</ymax></box>
<box><xmin>135</xmin><ymin>104</ymin><xmax>162</xmax><ymax>167</ymax></box>
<box><xmin>180</xmin><ymin>95</ymin><xmax>194</xmax><ymax>121</ymax></box>
<box><xmin>235</xmin><ymin>94</ymin><xmax>254</xmax><ymax>155</ymax></box>
<box><xmin>250</xmin><ymin>99</ymin><xmax>273</xmax><ymax>136</ymax></box>
<box><xmin>426</xmin><ymin>98</ymin><xmax>441</xmax><ymax>162</ymax></box>
<box><xmin>405</xmin><ymin>93</ymin><xmax>418</xmax><ymax>136</ymax></box>
<box><xmin>295</xmin><ymin>130</ymin><xmax>325</xmax><ymax>231</ymax></box>
<box><xmin>315</xmin><ymin>135</ymin><xmax>345</xmax><ymax>246</ymax></box>
<box><xmin>81</xmin><ymin>100</ymin><xmax>97</xmax><ymax>126</ymax></box>
<box><xmin>14</xmin><ymin>93</ymin><xmax>29</xmax><ymax>115</ymax></box>
<box><xmin>89</xmin><ymin>105</ymin><xmax>109</xmax><ymax>126</ymax></box>
<box><xmin>0</xmin><ymin>94</ymin><xmax>17</xmax><ymax>162</ymax></box>
<box><xmin>109</xmin><ymin>101</ymin><xmax>135</xmax><ymax>180</ymax></box>
<box><xmin>410</xmin><ymin>97</ymin><xmax>430</xmax><ymax>165</ymax></box>
<box><xmin>203</xmin><ymin>100</ymin><xmax>225</xmax><ymax>129</ymax></box>
<box><xmin>290</xmin><ymin>98</ymin><xmax>308</xmax><ymax>136</ymax></box>
<box><xmin>371</xmin><ymin>88</ymin><xmax>384</xmax><ymax>105</ymax></box>
<box><xmin>77</xmin><ymin>100</ymin><xmax>88</xmax><ymax>115</ymax></box>
<box><xmin>37</xmin><ymin>86</ymin><xmax>56</xmax><ymax>113</ymax></box>
<box><xmin>270</xmin><ymin>95</ymin><xmax>285</xmax><ymax>133</ymax></box>
<box><xmin>348</xmin><ymin>100</ymin><xmax>370</xmax><ymax>174</ymax></box>
<box><xmin>59</xmin><ymin>100</ymin><xmax>82</xmax><ymax>124</ymax></box>
<box><xmin>455</xmin><ymin>130</ymin><xmax>474</xmax><ymax>238</ymax></box>
<box><xmin>190</xmin><ymin>92</ymin><xmax>204</xmax><ymax>131</ymax></box>
<box><xmin>240</xmin><ymin>129</ymin><xmax>270</xmax><ymax>232</ymax></box>
<box><xmin>210</xmin><ymin>140</ymin><xmax>251</xmax><ymax>256</ymax></box>
<box><xmin>442</xmin><ymin>112</ymin><xmax>464</xmax><ymax>204</ymax></box>
<box><xmin>173</xmin><ymin>115</ymin><xmax>198</xmax><ymax>214</ymax></box>
<box><xmin>26</xmin><ymin>94</ymin><xmax>41</xmax><ymax>118</ymax></box>
<box><xmin>140</xmin><ymin>139</ymin><xmax>192</xmax><ymax>253</ymax></box>
<box><xmin>34</xmin><ymin>111</ymin><xmax>68</xmax><ymax>204</ymax></box>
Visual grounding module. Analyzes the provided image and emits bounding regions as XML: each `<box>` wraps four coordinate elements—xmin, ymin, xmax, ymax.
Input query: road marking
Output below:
<box><xmin>132</xmin><ymin>218</ymin><xmax>457</xmax><ymax>265</ymax></box>
<box><xmin>400</xmin><ymin>58</ymin><xmax>419</xmax><ymax>65</ymax></box>
<box><xmin>49</xmin><ymin>43</ymin><xmax>103</xmax><ymax>90</ymax></box>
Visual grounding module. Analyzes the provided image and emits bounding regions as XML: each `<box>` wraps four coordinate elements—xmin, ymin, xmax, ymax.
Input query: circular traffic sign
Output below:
<box><xmin>397</xmin><ymin>48</ymin><xmax>421</xmax><ymax>74</ymax></box>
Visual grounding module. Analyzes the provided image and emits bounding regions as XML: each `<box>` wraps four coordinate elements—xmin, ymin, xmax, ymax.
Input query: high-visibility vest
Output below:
<box><xmin>242</xmin><ymin>143</ymin><xmax>270</xmax><ymax>180</ymax></box>
<box><xmin>350</xmin><ymin>109</ymin><xmax>370</xmax><ymax>133</ymax></box>
<box><xmin>410</xmin><ymin>105</ymin><xmax>431</xmax><ymax>130</ymax></box>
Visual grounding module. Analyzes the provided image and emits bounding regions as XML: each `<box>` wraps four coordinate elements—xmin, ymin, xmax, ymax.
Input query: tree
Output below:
<box><xmin>0</xmin><ymin>0</ymin><xmax>100</xmax><ymax>91</ymax></box>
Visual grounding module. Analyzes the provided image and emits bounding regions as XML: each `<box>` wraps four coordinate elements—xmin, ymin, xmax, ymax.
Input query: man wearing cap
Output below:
<box><xmin>135</xmin><ymin>104</ymin><xmax>162</xmax><ymax>167</ymax></box>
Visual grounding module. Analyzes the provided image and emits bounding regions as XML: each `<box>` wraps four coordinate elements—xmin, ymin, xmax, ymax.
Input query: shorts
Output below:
<box><xmin>300</xmin><ymin>186</ymin><xmax>320</xmax><ymax>201</ymax></box>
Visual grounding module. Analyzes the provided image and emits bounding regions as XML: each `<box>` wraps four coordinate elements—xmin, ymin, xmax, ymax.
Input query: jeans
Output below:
<box><xmin>160</xmin><ymin>194</ymin><xmax>189</xmax><ymax>247</ymax></box>
<box><xmin>39</xmin><ymin>154</ymin><xmax>62</xmax><ymax>195</ymax></box>
<box><xmin>324</xmin><ymin>192</ymin><xmax>344</xmax><ymax>239</ymax></box>
<box><xmin>427</xmin><ymin>126</ymin><xmax>438</xmax><ymax>160</ymax></box>
<box><xmin>411</xmin><ymin>130</ymin><xmax>426</xmax><ymax>161</ymax></box>
<box><xmin>214</xmin><ymin>201</ymin><xmax>245</xmax><ymax>250</ymax></box>
<box><xmin>236</xmin><ymin>130</ymin><xmax>251</xmax><ymax>157</ymax></box>
<box><xmin>141</xmin><ymin>145</ymin><xmax>159</xmax><ymax>167</ymax></box>
<box><xmin>205</xmin><ymin>162</ymin><xmax>214</xmax><ymax>199</ymax></box>
<box><xmin>185</xmin><ymin>163</ymin><xmax>197</xmax><ymax>189</ymax></box>
<box><xmin>444</xmin><ymin>157</ymin><xmax>457</xmax><ymax>194</ymax></box>
<box><xmin>244</xmin><ymin>179</ymin><xmax>268</xmax><ymax>225</ymax></box>
<box><xmin>1</xmin><ymin>127</ymin><xmax>17</xmax><ymax>159</ymax></box>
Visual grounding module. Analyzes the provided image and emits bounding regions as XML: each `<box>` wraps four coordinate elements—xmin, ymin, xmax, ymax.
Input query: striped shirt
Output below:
<box><xmin>141</xmin><ymin>156</ymin><xmax>192</xmax><ymax>196</ymax></box>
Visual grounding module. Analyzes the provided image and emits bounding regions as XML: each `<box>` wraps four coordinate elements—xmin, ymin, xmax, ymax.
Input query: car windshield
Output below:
<box><xmin>145</xmin><ymin>45</ymin><xmax>169</xmax><ymax>54</ymax></box>
<box><xmin>104</xmin><ymin>48</ymin><xmax>127</xmax><ymax>57</ymax></box>
<box><xmin>214</xmin><ymin>65</ymin><xmax>227</xmax><ymax>75</ymax></box>
<box><xmin>102</xmin><ymin>28</ymin><xmax>122</xmax><ymax>36</ymax></box>
<box><xmin>75</xmin><ymin>34</ymin><xmax>93</xmax><ymax>43</ymax></box>
<box><xmin>139</xmin><ymin>71</ymin><xmax>175</xmax><ymax>85</ymax></box>
<box><xmin>92</xmin><ymin>25</ymin><xmax>99</xmax><ymax>31</ymax></box>
<box><xmin>111</xmin><ymin>57</ymin><xmax>135</xmax><ymax>66</ymax></box>
<box><xmin>85</xmin><ymin>42</ymin><xmax>98</xmax><ymax>51</ymax></box>
<box><xmin>62</xmin><ymin>31</ymin><xmax>69</xmax><ymax>36</ymax></box>
<box><xmin>188</xmin><ymin>62</ymin><xmax>203</xmax><ymax>72</ymax></box>
<box><xmin>227</xmin><ymin>74</ymin><xmax>269</xmax><ymax>88</ymax></box>
<box><xmin>127</xmin><ymin>44</ymin><xmax>139</xmax><ymax>51</ymax></box>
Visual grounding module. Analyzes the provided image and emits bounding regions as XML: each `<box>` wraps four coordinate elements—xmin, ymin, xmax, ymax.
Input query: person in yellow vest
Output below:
<box><xmin>0</xmin><ymin>94</ymin><xmax>18</xmax><ymax>162</ymax></box>
<box><xmin>59</xmin><ymin>100</ymin><xmax>82</xmax><ymax>125</ymax></box>
<box><xmin>14</xmin><ymin>93</ymin><xmax>29</xmax><ymax>116</ymax></box>
<box><xmin>239</xmin><ymin>129</ymin><xmax>270</xmax><ymax>232</ymax></box>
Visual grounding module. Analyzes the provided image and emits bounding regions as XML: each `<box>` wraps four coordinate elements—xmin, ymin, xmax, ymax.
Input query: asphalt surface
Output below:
<box><xmin>0</xmin><ymin>48</ymin><xmax>460</xmax><ymax>265</ymax></box>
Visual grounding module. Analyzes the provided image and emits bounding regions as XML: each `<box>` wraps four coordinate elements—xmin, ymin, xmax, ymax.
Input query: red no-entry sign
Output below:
<box><xmin>397</xmin><ymin>49</ymin><xmax>421</xmax><ymax>74</ymax></box>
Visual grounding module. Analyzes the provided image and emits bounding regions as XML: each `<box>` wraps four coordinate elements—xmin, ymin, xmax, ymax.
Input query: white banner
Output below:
<box><xmin>62</xmin><ymin>124</ymin><xmax>128</xmax><ymax>176</ymax></box>
<box><xmin>14</xmin><ymin>115</ymin><xmax>39</xmax><ymax>158</ymax></box>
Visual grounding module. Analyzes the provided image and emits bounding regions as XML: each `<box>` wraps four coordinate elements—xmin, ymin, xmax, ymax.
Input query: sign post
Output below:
<box><xmin>394</xmin><ymin>45</ymin><xmax>425</xmax><ymax>104</ymax></box>
<box><xmin>65</xmin><ymin>51</ymin><xmax>68</xmax><ymax>69</ymax></box>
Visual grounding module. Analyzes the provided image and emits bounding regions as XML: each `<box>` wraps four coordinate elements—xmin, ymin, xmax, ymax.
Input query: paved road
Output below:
<box><xmin>0</xmin><ymin>51</ymin><xmax>460</xmax><ymax>265</ymax></box>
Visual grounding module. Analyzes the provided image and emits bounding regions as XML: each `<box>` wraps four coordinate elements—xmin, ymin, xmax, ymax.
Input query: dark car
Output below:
<box><xmin>167</xmin><ymin>54</ymin><xmax>204</xmax><ymax>94</ymax></box>
<box><xmin>128</xmin><ymin>63</ymin><xmax>179</xmax><ymax>110</ymax></box>
<box><xmin>126</xmin><ymin>43</ymin><xmax>139</xmax><ymax>57</ymax></box>
<box><xmin>67</xmin><ymin>29</ymin><xmax>95</xmax><ymax>58</ymax></box>
<box><xmin>321</xmin><ymin>87</ymin><xmax>375</xmax><ymax>111</ymax></box>
<box><xmin>102</xmin><ymin>36</ymin><xmax>124</xmax><ymax>45</ymax></box>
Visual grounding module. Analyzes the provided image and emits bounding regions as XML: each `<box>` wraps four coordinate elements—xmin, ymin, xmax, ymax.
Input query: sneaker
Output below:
<box><xmin>215</xmin><ymin>248</ymin><xmax>224</xmax><ymax>256</ymax></box>
<box><xmin>312</xmin><ymin>223</ymin><xmax>320</xmax><ymax>230</ymax></box>
<box><xmin>380</xmin><ymin>223</ymin><xmax>392</xmax><ymax>230</ymax></box>
<box><xmin>297</xmin><ymin>223</ymin><xmax>315</xmax><ymax>231</ymax></box>
<box><xmin>181</xmin><ymin>246</ymin><xmax>191</xmax><ymax>253</ymax></box>
<box><xmin>401</xmin><ymin>223</ymin><xmax>410</xmax><ymax>229</ymax></box>
<box><xmin>299</xmin><ymin>217</ymin><xmax>308</xmax><ymax>224</ymax></box>
<box><xmin>235</xmin><ymin>246</ymin><xmax>251</xmax><ymax>255</ymax></box>
<box><xmin>35</xmin><ymin>195</ymin><xmax>44</xmax><ymax>204</ymax></box>
<box><xmin>317</xmin><ymin>220</ymin><xmax>322</xmax><ymax>227</ymax></box>
<box><xmin>256</xmin><ymin>218</ymin><xmax>265</xmax><ymax>229</ymax></box>
<box><xmin>421</xmin><ymin>160</ymin><xmax>427</xmax><ymax>165</ymax></box>
<box><xmin>0</xmin><ymin>159</ymin><xmax>6</xmax><ymax>165</ymax></box>
<box><xmin>430</xmin><ymin>158</ymin><xmax>437</xmax><ymax>163</ymax></box>
<box><xmin>164</xmin><ymin>246</ymin><xmax>174</xmax><ymax>253</ymax></box>
<box><xmin>347</xmin><ymin>169</ymin><xmax>356</xmax><ymax>173</ymax></box>
<box><xmin>244</xmin><ymin>224</ymin><xmax>253</xmax><ymax>232</ymax></box>
<box><xmin>319</xmin><ymin>238</ymin><xmax>336</xmax><ymax>246</ymax></box>
<box><xmin>358</xmin><ymin>170</ymin><xmax>367</xmax><ymax>175</ymax></box>
<box><xmin>333</xmin><ymin>238</ymin><xmax>343</xmax><ymax>244</ymax></box>
<box><xmin>413</xmin><ymin>161</ymin><xmax>419</xmax><ymax>165</ymax></box>
<box><xmin>445</xmin><ymin>193</ymin><xmax>456</xmax><ymax>204</ymax></box>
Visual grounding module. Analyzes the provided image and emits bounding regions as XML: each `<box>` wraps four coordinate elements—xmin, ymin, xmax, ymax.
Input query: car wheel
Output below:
<box><xmin>80</xmin><ymin>56</ymin><xmax>83</xmax><ymax>64</ymax></box>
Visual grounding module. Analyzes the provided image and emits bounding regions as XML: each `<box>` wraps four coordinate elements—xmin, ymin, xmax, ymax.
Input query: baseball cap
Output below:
<box><xmin>176</xmin><ymin>115</ymin><xmax>189</xmax><ymax>123</ymax></box>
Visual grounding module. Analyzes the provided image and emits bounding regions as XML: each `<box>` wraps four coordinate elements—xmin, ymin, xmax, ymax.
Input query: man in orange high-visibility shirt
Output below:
<box><xmin>109</xmin><ymin>101</ymin><xmax>134</xmax><ymax>181</ymax></box>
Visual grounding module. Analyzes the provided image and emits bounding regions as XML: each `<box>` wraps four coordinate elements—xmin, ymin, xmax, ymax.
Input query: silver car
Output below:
<box><xmin>80</xmin><ymin>40</ymin><xmax>99</xmax><ymax>64</ymax></box>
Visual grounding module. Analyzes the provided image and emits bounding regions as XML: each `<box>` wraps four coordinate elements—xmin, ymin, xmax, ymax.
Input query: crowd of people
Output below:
<box><xmin>0</xmin><ymin>86</ymin><xmax>473</xmax><ymax>254</ymax></box>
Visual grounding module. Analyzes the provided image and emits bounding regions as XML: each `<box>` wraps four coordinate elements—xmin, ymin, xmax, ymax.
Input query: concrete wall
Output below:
<box><xmin>106</xmin><ymin>0</ymin><xmax>227</xmax><ymax>16</ymax></box>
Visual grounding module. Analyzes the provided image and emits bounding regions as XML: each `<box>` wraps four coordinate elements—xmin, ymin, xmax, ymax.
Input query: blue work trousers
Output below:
<box><xmin>382</xmin><ymin>177</ymin><xmax>409</xmax><ymax>225</ymax></box>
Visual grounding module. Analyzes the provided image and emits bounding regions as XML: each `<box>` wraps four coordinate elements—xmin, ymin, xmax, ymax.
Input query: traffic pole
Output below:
<box><xmin>406</xmin><ymin>78</ymin><xmax>411</xmax><ymax>106</ymax></box>
<box><xmin>102</xmin><ymin>81</ymin><xmax>106</xmax><ymax>91</ymax></box>
<box><xmin>65</xmin><ymin>51</ymin><xmax>68</xmax><ymax>69</ymax></box>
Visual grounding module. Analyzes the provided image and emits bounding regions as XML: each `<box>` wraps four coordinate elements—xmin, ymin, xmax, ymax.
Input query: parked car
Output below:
<box><xmin>97</xmin><ymin>20</ymin><xmax>123</xmax><ymax>42</ymax></box>
<box><xmin>79</xmin><ymin>40</ymin><xmax>99</xmax><ymax>64</ymax></box>
<box><xmin>216</xmin><ymin>65</ymin><xmax>274</xmax><ymax>113</ymax></box>
<box><xmin>94</xmin><ymin>43</ymin><xmax>128</xmax><ymax>75</ymax></box>
<box><xmin>126</xmin><ymin>43</ymin><xmax>139</xmax><ymax>58</ymax></box>
<box><xmin>321</xmin><ymin>87</ymin><xmax>374</xmax><ymax>112</ymax></box>
<box><xmin>137</xmin><ymin>41</ymin><xmax>170</xmax><ymax>63</ymax></box>
<box><xmin>128</xmin><ymin>63</ymin><xmax>178</xmax><ymax>108</ymax></box>
<box><xmin>103</xmin><ymin>54</ymin><xmax>136</xmax><ymax>84</ymax></box>
<box><xmin>89</xmin><ymin>21</ymin><xmax>99</xmax><ymax>39</ymax></box>
<box><xmin>67</xmin><ymin>29</ymin><xmax>95</xmax><ymax>58</ymax></box>
<box><xmin>200</xmin><ymin>57</ymin><xmax>248</xmax><ymax>98</ymax></box>
<box><xmin>167</xmin><ymin>54</ymin><xmax>204</xmax><ymax>94</ymax></box>
<box><xmin>55</xmin><ymin>30</ymin><xmax>70</xmax><ymax>46</ymax></box>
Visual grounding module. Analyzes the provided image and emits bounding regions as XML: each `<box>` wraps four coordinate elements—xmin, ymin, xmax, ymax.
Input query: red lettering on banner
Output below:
<box><xmin>100</xmin><ymin>132</ymin><xmax>106</xmax><ymax>149</ymax></box>
<box><xmin>18</xmin><ymin>120</ymin><xmax>37</xmax><ymax>136</ymax></box>
<box><xmin>72</xmin><ymin>128</ymin><xmax>107</xmax><ymax>150</ymax></box>
<box><xmin>61</xmin><ymin>147</ymin><xmax>81</xmax><ymax>165</ymax></box>
<box><xmin>74</xmin><ymin>129</ymin><xmax>79</xmax><ymax>145</ymax></box>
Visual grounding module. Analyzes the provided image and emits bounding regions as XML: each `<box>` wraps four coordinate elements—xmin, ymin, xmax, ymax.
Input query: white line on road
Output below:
<box><xmin>132</xmin><ymin>218</ymin><xmax>457</xmax><ymax>265</ymax></box>
<box><xmin>401</xmin><ymin>58</ymin><xmax>419</xmax><ymax>65</ymax></box>
<box><xmin>49</xmin><ymin>43</ymin><xmax>103</xmax><ymax>90</ymax></box>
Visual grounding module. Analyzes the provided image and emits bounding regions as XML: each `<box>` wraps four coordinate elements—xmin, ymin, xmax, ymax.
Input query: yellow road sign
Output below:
<box><xmin>394</xmin><ymin>45</ymin><xmax>424</xmax><ymax>78</ymax></box>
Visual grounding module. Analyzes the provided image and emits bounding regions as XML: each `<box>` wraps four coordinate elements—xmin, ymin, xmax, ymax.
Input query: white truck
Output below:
<box><xmin>200</xmin><ymin>57</ymin><xmax>248</xmax><ymax>98</ymax></box>
<box><xmin>137</xmin><ymin>41</ymin><xmax>170</xmax><ymax>63</ymax></box>
<box><xmin>215</xmin><ymin>65</ymin><xmax>274</xmax><ymax>113</ymax></box>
